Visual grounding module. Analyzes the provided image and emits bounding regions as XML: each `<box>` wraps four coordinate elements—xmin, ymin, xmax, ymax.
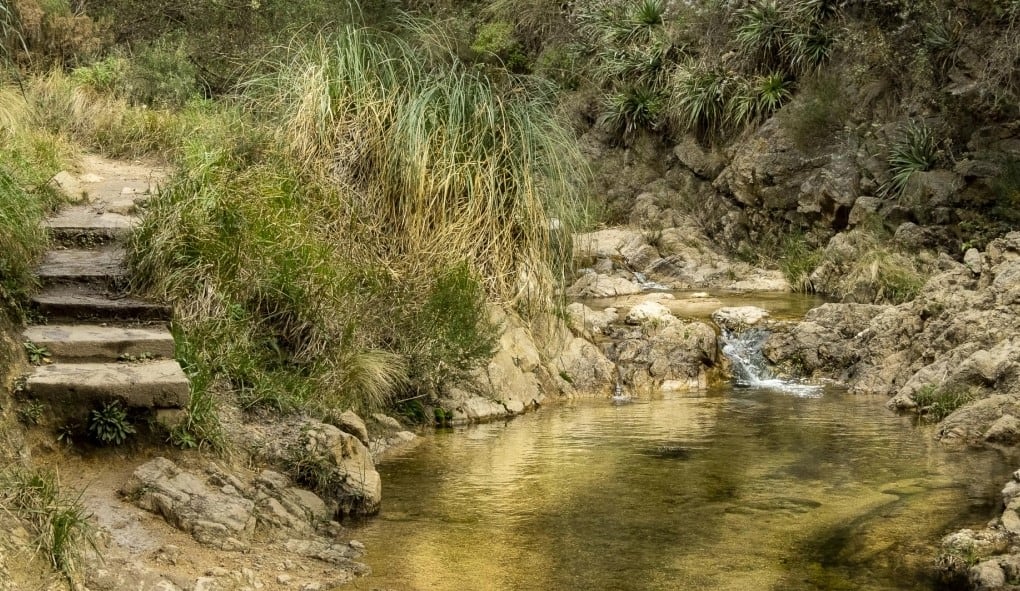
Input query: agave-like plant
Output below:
<box><xmin>735</xmin><ymin>0</ymin><xmax>791</xmax><ymax>68</ymax></box>
<box><xmin>882</xmin><ymin>120</ymin><xmax>938</xmax><ymax>198</ymax></box>
<box><xmin>755</xmin><ymin>71</ymin><xmax>792</xmax><ymax>113</ymax></box>
<box><xmin>626</xmin><ymin>0</ymin><xmax>671</xmax><ymax>41</ymax></box>
<box><xmin>726</xmin><ymin>71</ymin><xmax>791</xmax><ymax>128</ymax></box>
<box><xmin>598</xmin><ymin>83</ymin><xmax>663</xmax><ymax>137</ymax></box>
<box><xmin>789</xmin><ymin>25</ymin><xmax>834</xmax><ymax>72</ymax></box>
<box><xmin>668</xmin><ymin>64</ymin><xmax>735</xmax><ymax>139</ymax></box>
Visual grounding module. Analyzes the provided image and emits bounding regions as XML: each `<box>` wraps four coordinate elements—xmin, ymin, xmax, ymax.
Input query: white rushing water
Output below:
<box><xmin>719</xmin><ymin>327</ymin><xmax>822</xmax><ymax>397</ymax></box>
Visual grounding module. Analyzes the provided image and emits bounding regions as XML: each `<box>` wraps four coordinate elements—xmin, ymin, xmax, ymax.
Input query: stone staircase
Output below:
<box><xmin>21</xmin><ymin>157</ymin><xmax>190</xmax><ymax>425</ymax></box>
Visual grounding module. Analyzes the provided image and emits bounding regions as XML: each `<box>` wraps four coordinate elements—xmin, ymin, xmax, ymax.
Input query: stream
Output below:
<box><xmin>349</xmin><ymin>388</ymin><xmax>1014</xmax><ymax>590</ymax></box>
<box><xmin>346</xmin><ymin>293</ymin><xmax>1015</xmax><ymax>590</ymax></box>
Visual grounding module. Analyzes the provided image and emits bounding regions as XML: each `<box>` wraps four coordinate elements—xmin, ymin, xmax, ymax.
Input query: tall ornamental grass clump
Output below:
<box><xmin>256</xmin><ymin>28</ymin><xmax>587</xmax><ymax>304</ymax></box>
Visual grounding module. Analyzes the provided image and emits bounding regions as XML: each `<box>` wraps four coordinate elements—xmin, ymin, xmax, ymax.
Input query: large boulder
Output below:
<box><xmin>607</xmin><ymin>317</ymin><xmax>719</xmax><ymax>392</ymax></box>
<box><xmin>567</xmin><ymin>271</ymin><xmax>643</xmax><ymax>298</ymax></box>
<box><xmin>297</xmin><ymin>422</ymin><xmax>382</xmax><ymax>517</ymax></box>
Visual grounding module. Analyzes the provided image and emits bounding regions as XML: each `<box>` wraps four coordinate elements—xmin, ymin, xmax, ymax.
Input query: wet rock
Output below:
<box><xmin>673</xmin><ymin>136</ymin><xmax>725</xmax><ymax>179</ymax></box>
<box><xmin>848</xmin><ymin>196</ymin><xmax>882</xmax><ymax>227</ymax></box>
<box><xmin>565</xmin><ymin>302</ymin><xmax>618</xmax><ymax>340</ymax></box>
<box><xmin>711</xmin><ymin>306</ymin><xmax>770</xmax><ymax>332</ymax></box>
<box><xmin>726</xmin><ymin>269</ymin><xmax>790</xmax><ymax>292</ymax></box>
<box><xmin>970</xmin><ymin>560</ymin><xmax>1007</xmax><ymax>590</ymax></box>
<box><xmin>332</xmin><ymin>411</ymin><xmax>369</xmax><ymax>447</ymax></box>
<box><xmin>985</xmin><ymin>415</ymin><xmax>1020</xmax><ymax>444</ymax></box>
<box><xmin>555</xmin><ymin>337</ymin><xmax>617</xmax><ymax>396</ymax></box>
<box><xmin>938</xmin><ymin>529</ymin><xmax>1011</xmax><ymax>579</ymax></box>
<box><xmin>608</xmin><ymin>318</ymin><xmax>719</xmax><ymax>392</ymax></box>
<box><xmin>283</xmin><ymin>539</ymin><xmax>369</xmax><ymax>574</ymax></box>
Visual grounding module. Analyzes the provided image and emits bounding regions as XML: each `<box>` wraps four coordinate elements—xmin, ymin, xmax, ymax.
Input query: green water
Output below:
<box><xmin>348</xmin><ymin>387</ymin><xmax>1014</xmax><ymax>591</ymax></box>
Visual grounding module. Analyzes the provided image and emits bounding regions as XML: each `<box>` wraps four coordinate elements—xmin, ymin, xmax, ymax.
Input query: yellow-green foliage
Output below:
<box><xmin>0</xmin><ymin>84</ymin><xmax>67</xmax><ymax>319</ymax></box>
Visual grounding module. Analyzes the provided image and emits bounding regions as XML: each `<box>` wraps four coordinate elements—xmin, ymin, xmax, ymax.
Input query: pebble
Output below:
<box><xmin>277</xmin><ymin>574</ymin><xmax>293</xmax><ymax>585</ymax></box>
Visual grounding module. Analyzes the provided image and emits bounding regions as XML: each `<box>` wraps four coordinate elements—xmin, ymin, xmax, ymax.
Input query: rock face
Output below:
<box><xmin>570</xmin><ymin>226</ymin><xmax>790</xmax><ymax>293</ymax></box>
<box><xmin>123</xmin><ymin>458</ymin><xmax>257</xmax><ymax>551</ymax></box>
<box><xmin>603</xmin><ymin>302</ymin><xmax>720</xmax><ymax>393</ymax></box>
<box><xmin>766</xmin><ymin>233</ymin><xmax>1020</xmax><ymax>443</ymax></box>
<box><xmin>437</xmin><ymin>307</ymin><xmax>617</xmax><ymax>424</ymax></box>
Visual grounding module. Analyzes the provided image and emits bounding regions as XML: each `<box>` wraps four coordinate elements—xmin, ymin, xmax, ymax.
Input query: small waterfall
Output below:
<box><xmin>720</xmin><ymin>328</ymin><xmax>773</xmax><ymax>386</ymax></box>
<box><xmin>719</xmin><ymin>328</ymin><xmax>821</xmax><ymax>396</ymax></box>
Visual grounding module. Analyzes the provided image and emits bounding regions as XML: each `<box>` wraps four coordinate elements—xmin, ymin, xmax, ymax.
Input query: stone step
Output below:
<box><xmin>22</xmin><ymin>324</ymin><xmax>175</xmax><ymax>362</ymax></box>
<box><xmin>44</xmin><ymin>204</ymin><xmax>139</xmax><ymax>245</ymax></box>
<box><xmin>26</xmin><ymin>360</ymin><xmax>190</xmax><ymax>409</ymax></box>
<box><xmin>32</xmin><ymin>285</ymin><xmax>169</xmax><ymax>322</ymax></box>
<box><xmin>36</xmin><ymin>247</ymin><xmax>127</xmax><ymax>289</ymax></box>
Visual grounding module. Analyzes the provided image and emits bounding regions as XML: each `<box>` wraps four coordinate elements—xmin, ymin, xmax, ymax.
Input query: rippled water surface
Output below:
<box><xmin>349</xmin><ymin>388</ymin><xmax>1014</xmax><ymax>591</ymax></box>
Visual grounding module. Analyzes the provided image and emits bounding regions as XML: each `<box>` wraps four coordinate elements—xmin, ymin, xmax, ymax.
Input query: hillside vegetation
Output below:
<box><xmin>2</xmin><ymin>0</ymin><xmax>1019</xmax><ymax>437</ymax></box>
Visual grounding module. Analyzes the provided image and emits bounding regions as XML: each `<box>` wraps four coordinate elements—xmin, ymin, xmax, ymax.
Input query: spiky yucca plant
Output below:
<box><xmin>883</xmin><ymin>120</ymin><xmax>938</xmax><ymax>198</ymax></box>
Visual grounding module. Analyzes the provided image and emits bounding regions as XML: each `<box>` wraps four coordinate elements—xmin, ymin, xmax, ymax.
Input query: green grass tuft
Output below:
<box><xmin>913</xmin><ymin>384</ymin><xmax>976</xmax><ymax>423</ymax></box>
<box><xmin>0</xmin><ymin>467</ymin><xmax>97</xmax><ymax>580</ymax></box>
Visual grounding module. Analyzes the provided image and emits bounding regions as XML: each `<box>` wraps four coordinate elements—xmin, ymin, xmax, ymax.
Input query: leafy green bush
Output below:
<box><xmin>471</xmin><ymin>21</ymin><xmax>527</xmax><ymax>70</ymax></box>
<box><xmin>401</xmin><ymin>263</ymin><xmax>500</xmax><ymax>394</ymax></box>
<box><xmin>125</xmin><ymin>37</ymin><xmax>200</xmax><ymax>107</ymax></box>
<box><xmin>70</xmin><ymin>55</ymin><xmax>126</xmax><ymax>94</ymax></box>
<box><xmin>87</xmin><ymin>400</ymin><xmax>136</xmax><ymax>445</ymax></box>
<box><xmin>779</xmin><ymin>72</ymin><xmax>849</xmax><ymax>150</ymax></box>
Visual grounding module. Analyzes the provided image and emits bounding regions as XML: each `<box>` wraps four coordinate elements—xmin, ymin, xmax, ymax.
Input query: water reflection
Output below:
<box><xmin>348</xmin><ymin>388</ymin><xmax>1014</xmax><ymax>591</ymax></box>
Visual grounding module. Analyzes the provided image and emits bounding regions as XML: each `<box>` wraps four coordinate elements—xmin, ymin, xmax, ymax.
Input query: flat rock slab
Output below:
<box><xmin>44</xmin><ymin>205</ymin><xmax>138</xmax><ymax>242</ymax></box>
<box><xmin>37</xmin><ymin>247</ymin><xmax>127</xmax><ymax>286</ymax></box>
<box><xmin>32</xmin><ymin>285</ymin><xmax>169</xmax><ymax>321</ymax></box>
<box><xmin>22</xmin><ymin>324</ymin><xmax>175</xmax><ymax>361</ymax></box>
<box><xmin>26</xmin><ymin>360</ymin><xmax>190</xmax><ymax>408</ymax></box>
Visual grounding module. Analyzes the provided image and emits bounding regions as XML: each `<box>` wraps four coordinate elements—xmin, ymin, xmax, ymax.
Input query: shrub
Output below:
<box><xmin>70</xmin><ymin>54</ymin><xmax>126</xmax><ymax>94</ymax></box>
<box><xmin>779</xmin><ymin>72</ymin><xmax>849</xmax><ymax>150</ymax></box>
<box><xmin>882</xmin><ymin>120</ymin><xmax>938</xmax><ymax>198</ymax></box>
<box><xmin>471</xmin><ymin>20</ymin><xmax>526</xmax><ymax>70</ymax></box>
<box><xmin>124</xmin><ymin>36</ymin><xmax>200</xmax><ymax>107</ymax></box>
<box><xmin>400</xmin><ymin>262</ymin><xmax>500</xmax><ymax>395</ymax></box>
<box><xmin>778</xmin><ymin>232</ymin><xmax>822</xmax><ymax>293</ymax></box>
